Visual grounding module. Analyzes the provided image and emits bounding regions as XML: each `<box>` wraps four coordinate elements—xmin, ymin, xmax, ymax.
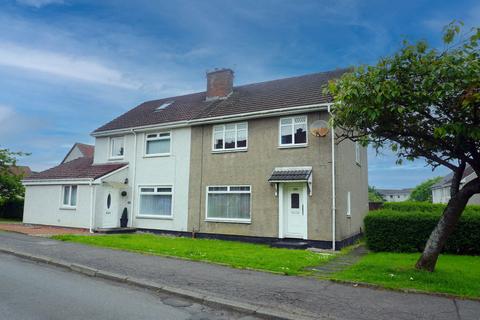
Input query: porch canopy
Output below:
<box><xmin>268</xmin><ymin>166</ymin><xmax>312</xmax><ymax>196</ymax></box>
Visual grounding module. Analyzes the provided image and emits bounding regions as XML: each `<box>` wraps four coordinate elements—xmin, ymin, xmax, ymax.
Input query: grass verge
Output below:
<box><xmin>52</xmin><ymin>233</ymin><xmax>336</xmax><ymax>275</ymax></box>
<box><xmin>329</xmin><ymin>252</ymin><xmax>480</xmax><ymax>299</ymax></box>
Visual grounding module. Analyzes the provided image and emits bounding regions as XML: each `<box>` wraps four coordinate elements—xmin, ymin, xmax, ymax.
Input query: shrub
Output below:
<box><xmin>364</xmin><ymin>209</ymin><xmax>480</xmax><ymax>255</ymax></box>
<box><xmin>383</xmin><ymin>201</ymin><xmax>480</xmax><ymax>214</ymax></box>
<box><xmin>0</xmin><ymin>197</ymin><xmax>24</xmax><ymax>220</ymax></box>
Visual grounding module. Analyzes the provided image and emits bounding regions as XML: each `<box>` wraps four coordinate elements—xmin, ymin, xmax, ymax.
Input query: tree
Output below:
<box><xmin>0</xmin><ymin>147</ymin><xmax>28</xmax><ymax>201</ymax></box>
<box><xmin>409</xmin><ymin>177</ymin><xmax>442</xmax><ymax>202</ymax></box>
<box><xmin>328</xmin><ymin>22</ymin><xmax>480</xmax><ymax>271</ymax></box>
<box><xmin>368</xmin><ymin>185</ymin><xmax>384</xmax><ymax>202</ymax></box>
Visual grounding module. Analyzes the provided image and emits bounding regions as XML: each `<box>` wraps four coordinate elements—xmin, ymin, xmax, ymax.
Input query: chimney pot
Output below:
<box><xmin>206</xmin><ymin>68</ymin><xmax>234</xmax><ymax>101</ymax></box>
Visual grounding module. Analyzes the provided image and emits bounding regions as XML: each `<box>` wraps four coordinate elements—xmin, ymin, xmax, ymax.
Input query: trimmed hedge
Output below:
<box><xmin>0</xmin><ymin>197</ymin><xmax>24</xmax><ymax>220</ymax></box>
<box><xmin>383</xmin><ymin>201</ymin><xmax>480</xmax><ymax>214</ymax></box>
<box><xmin>365</xmin><ymin>209</ymin><xmax>480</xmax><ymax>255</ymax></box>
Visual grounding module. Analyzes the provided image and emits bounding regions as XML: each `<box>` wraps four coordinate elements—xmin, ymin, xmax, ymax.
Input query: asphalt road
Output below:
<box><xmin>0</xmin><ymin>253</ymin><xmax>258</xmax><ymax>320</ymax></box>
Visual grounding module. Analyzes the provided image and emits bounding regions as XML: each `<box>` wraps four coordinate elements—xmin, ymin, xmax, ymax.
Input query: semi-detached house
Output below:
<box><xmin>23</xmin><ymin>68</ymin><xmax>368</xmax><ymax>249</ymax></box>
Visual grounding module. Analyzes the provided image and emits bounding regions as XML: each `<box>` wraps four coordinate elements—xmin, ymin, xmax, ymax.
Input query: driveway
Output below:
<box><xmin>0</xmin><ymin>223</ymin><xmax>89</xmax><ymax>236</ymax></box>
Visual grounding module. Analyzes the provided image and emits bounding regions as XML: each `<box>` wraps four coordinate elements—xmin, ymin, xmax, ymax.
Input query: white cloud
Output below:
<box><xmin>0</xmin><ymin>43</ymin><xmax>140</xmax><ymax>89</ymax></box>
<box><xmin>16</xmin><ymin>0</ymin><xmax>64</xmax><ymax>8</ymax></box>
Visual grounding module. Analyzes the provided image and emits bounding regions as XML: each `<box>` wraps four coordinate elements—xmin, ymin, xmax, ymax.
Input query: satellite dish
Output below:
<box><xmin>310</xmin><ymin>120</ymin><xmax>329</xmax><ymax>137</ymax></box>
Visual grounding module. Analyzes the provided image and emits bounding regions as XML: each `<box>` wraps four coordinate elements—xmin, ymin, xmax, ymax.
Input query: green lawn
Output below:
<box><xmin>330</xmin><ymin>252</ymin><xmax>480</xmax><ymax>299</ymax></box>
<box><xmin>52</xmin><ymin>233</ymin><xmax>335</xmax><ymax>275</ymax></box>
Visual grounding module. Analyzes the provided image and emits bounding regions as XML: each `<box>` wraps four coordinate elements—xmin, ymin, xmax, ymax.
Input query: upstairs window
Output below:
<box><xmin>145</xmin><ymin>132</ymin><xmax>171</xmax><ymax>156</ymax></box>
<box><xmin>62</xmin><ymin>185</ymin><xmax>77</xmax><ymax>208</ymax></box>
<box><xmin>279</xmin><ymin>115</ymin><xmax>307</xmax><ymax>146</ymax></box>
<box><xmin>110</xmin><ymin>136</ymin><xmax>124</xmax><ymax>159</ymax></box>
<box><xmin>212</xmin><ymin>122</ymin><xmax>248</xmax><ymax>151</ymax></box>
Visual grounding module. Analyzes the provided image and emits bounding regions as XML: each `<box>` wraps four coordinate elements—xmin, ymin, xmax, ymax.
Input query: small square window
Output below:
<box><xmin>145</xmin><ymin>132</ymin><xmax>171</xmax><ymax>156</ymax></box>
<box><xmin>110</xmin><ymin>137</ymin><xmax>124</xmax><ymax>159</ymax></box>
<box><xmin>279</xmin><ymin>115</ymin><xmax>307</xmax><ymax>146</ymax></box>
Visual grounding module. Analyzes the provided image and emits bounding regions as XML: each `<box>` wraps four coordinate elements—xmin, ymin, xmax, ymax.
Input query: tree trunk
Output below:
<box><xmin>415</xmin><ymin>177</ymin><xmax>480</xmax><ymax>272</ymax></box>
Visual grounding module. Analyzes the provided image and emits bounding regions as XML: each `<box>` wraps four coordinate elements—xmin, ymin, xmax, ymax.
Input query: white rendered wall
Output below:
<box><xmin>93</xmin><ymin>127</ymin><xmax>191</xmax><ymax>231</ymax></box>
<box><xmin>23</xmin><ymin>184</ymin><xmax>92</xmax><ymax>228</ymax></box>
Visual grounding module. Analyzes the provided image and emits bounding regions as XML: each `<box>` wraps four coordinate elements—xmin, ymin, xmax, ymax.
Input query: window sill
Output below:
<box><xmin>278</xmin><ymin>144</ymin><xmax>308</xmax><ymax>149</ymax></box>
<box><xmin>109</xmin><ymin>157</ymin><xmax>124</xmax><ymax>161</ymax></box>
<box><xmin>211</xmin><ymin>149</ymin><xmax>248</xmax><ymax>154</ymax></box>
<box><xmin>136</xmin><ymin>215</ymin><xmax>173</xmax><ymax>220</ymax></box>
<box><xmin>205</xmin><ymin>218</ymin><xmax>251</xmax><ymax>224</ymax></box>
<box><xmin>60</xmin><ymin>206</ymin><xmax>76</xmax><ymax>211</ymax></box>
<box><xmin>143</xmin><ymin>154</ymin><xmax>171</xmax><ymax>158</ymax></box>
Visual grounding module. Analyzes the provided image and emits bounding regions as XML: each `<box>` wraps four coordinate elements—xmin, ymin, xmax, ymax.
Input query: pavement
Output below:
<box><xmin>0</xmin><ymin>223</ymin><xmax>89</xmax><ymax>236</ymax></box>
<box><xmin>0</xmin><ymin>231</ymin><xmax>479</xmax><ymax>320</ymax></box>
<box><xmin>0</xmin><ymin>253</ymin><xmax>258</xmax><ymax>320</ymax></box>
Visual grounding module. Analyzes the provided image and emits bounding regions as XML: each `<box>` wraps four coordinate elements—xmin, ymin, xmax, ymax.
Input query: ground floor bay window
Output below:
<box><xmin>206</xmin><ymin>186</ymin><xmax>251</xmax><ymax>223</ymax></box>
<box><xmin>138</xmin><ymin>186</ymin><xmax>173</xmax><ymax>218</ymax></box>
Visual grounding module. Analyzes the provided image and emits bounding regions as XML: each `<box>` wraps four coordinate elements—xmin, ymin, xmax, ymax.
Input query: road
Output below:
<box><xmin>0</xmin><ymin>253</ymin><xmax>258</xmax><ymax>320</ymax></box>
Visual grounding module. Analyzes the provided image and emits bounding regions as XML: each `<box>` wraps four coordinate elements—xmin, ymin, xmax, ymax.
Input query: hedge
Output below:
<box><xmin>0</xmin><ymin>197</ymin><xmax>24</xmax><ymax>220</ymax></box>
<box><xmin>383</xmin><ymin>201</ymin><xmax>480</xmax><ymax>214</ymax></box>
<box><xmin>365</xmin><ymin>209</ymin><xmax>480</xmax><ymax>255</ymax></box>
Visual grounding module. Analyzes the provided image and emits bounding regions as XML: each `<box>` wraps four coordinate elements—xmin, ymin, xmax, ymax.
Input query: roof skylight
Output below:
<box><xmin>155</xmin><ymin>101</ymin><xmax>174</xmax><ymax>111</ymax></box>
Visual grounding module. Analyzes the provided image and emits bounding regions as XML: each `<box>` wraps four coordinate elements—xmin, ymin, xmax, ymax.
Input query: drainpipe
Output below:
<box><xmin>328</xmin><ymin>105</ymin><xmax>336</xmax><ymax>251</ymax></box>
<box><xmin>130</xmin><ymin>129</ymin><xmax>138</xmax><ymax>227</ymax></box>
<box><xmin>89</xmin><ymin>180</ymin><xmax>94</xmax><ymax>233</ymax></box>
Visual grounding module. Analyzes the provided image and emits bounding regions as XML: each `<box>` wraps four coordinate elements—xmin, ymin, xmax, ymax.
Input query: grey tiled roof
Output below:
<box><xmin>268</xmin><ymin>168</ymin><xmax>312</xmax><ymax>182</ymax></box>
<box><xmin>93</xmin><ymin>68</ymin><xmax>350</xmax><ymax>133</ymax></box>
<box><xmin>377</xmin><ymin>188</ymin><xmax>413</xmax><ymax>196</ymax></box>
<box><xmin>431</xmin><ymin>165</ymin><xmax>475</xmax><ymax>189</ymax></box>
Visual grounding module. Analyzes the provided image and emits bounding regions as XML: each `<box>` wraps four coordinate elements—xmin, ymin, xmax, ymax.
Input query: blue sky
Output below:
<box><xmin>0</xmin><ymin>0</ymin><xmax>478</xmax><ymax>188</ymax></box>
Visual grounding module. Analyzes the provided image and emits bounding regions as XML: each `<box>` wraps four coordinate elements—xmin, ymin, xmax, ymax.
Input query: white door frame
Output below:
<box><xmin>278</xmin><ymin>183</ymin><xmax>308</xmax><ymax>239</ymax></box>
<box><xmin>102</xmin><ymin>187</ymin><xmax>119</xmax><ymax>228</ymax></box>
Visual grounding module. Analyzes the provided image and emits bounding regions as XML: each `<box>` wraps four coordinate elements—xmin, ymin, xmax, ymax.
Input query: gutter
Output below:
<box><xmin>328</xmin><ymin>105</ymin><xmax>336</xmax><ymax>251</ymax></box>
<box><xmin>89</xmin><ymin>181</ymin><xmax>95</xmax><ymax>233</ymax></box>
<box><xmin>130</xmin><ymin>129</ymin><xmax>138</xmax><ymax>228</ymax></box>
<box><xmin>91</xmin><ymin>103</ymin><xmax>331</xmax><ymax>137</ymax></box>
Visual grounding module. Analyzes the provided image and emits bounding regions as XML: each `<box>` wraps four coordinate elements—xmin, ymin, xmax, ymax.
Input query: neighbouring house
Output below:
<box><xmin>23</xmin><ymin>68</ymin><xmax>368</xmax><ymax>249</ymax></box>
<box><xmin>8</xmin><ymin>165</ymin><xmax>33</xmax><ymax>177</ymax></box>
<box><xmin>432</xmin><ymin>165</ymin><xmax>480</xmax><ymax>205</ymax></box>
<box><xmin>377</xmin><ymin>188</ymin><xmax>413</xmax><ymax>202</ymax></box>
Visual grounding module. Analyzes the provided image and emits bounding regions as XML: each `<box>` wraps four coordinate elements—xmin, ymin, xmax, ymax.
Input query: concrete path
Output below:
<box><xmin>0</xmin><ymin>231</ymin><xmax>478</xmax><ymax>320</ymax></box>
<box><xmin>310</xmin><ymin>245</ymin><xmax>368</xmax><ymax>276</ymax></box>
<box><xmin>0</xmin><ymin>252</ymin><xmax>258</xmax><ymax>320</ymax></box>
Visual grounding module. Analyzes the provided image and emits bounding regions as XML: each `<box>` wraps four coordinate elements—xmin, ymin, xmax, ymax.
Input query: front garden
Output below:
<box><xmin>53</xmin><ymin>233</ymin><xmax>336</xmax><ymax>275</ymax></box>
<box><xmin>328</xmin><ymin>202</ymin><xmax>480</xmax><ymax>299</ymax></box>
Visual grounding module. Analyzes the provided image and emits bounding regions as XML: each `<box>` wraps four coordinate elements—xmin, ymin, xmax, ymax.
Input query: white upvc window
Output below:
<box><xmin>346</xmin><ymin>191</ymin><xmax>351</xmax><ymax>217</ymax></box>
<box><xmin>279</xmin><ymin>115</ymin><xmax>307</xmax><ymax>147</ymax></box>
<box><xmin>355</xmin><ymin>141</ymin><xmax>361</xmax><ymax>165</ymax></box>
<box><xmin>206</xmin><ymin>185</ymin><xmax>251</xmax><ymax>222</ymax></box>
<box><xmin>62</xmin><ymin>185</ymin><xmax>77</xmax><ymax>208</ymax></box>
<box><xmin>110</xmin><ymin>136</ymin><xmax>125</xmax><ymax>159</ymax></box>
<box><xmin>145</xmin><ymin>132</ymin><xmax>171</xmax><ymax>156</ymax></box>
<box><xmin>138</xmin><ymin>186</ymin><xmax>173</xmax><ymax>218</ymax></box>
<box><xmin>212</xmin><ymin>122</ymin><xmax>248</xmax><ymax>151</ymax></box>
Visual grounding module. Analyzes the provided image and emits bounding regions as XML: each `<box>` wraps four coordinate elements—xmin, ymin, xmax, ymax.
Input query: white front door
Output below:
<box><xmin>283</xmin><ymin>184</ymin><xmax>307</xmax><ymax>239</ymax></box>
<box><xmin>103</xmin><ymin>189</ymin><xmax>118</xmax><ymax>228</ymax></box>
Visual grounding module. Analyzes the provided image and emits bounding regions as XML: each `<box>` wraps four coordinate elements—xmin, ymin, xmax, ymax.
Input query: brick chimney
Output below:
<box><xmin>206</xmin><ymin>68</ymin><xmax>234</xmax><ymax>101</ymax></box>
